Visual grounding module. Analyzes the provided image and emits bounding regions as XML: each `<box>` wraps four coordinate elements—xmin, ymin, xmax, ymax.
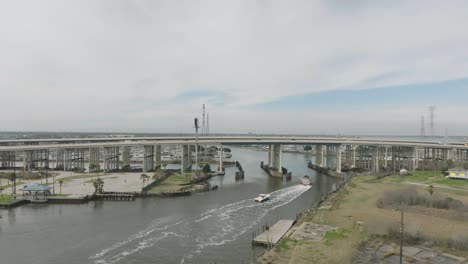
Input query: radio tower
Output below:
<box><xmin>420</xmin><ymin>115</ymin><xmax>425</xmax><ymax>140</ymax></box>
<box><xmin>202</xmin><ymin>104</ymin><xmax>206</xmax><ymax>135</ymax></box>
<box><xmin>429</xmin><ymin>106</ymin><xmax>436</xmax><ymax>139</ymax></box>
<box><xmin>206</xmin><ymin>112</ymin><xmax>210</xmax><ymax>135</ymax></box>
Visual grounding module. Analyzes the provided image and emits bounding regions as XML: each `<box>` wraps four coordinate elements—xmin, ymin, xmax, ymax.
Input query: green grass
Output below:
<box><xmin>85</xmin><ymin>177</ymin><xmax>117</xmax><ymax>183</ymax></box>
<box><xmin>276</xmin><ymin>238</ymin><xmax>301</xmax><ymax>251</ymax></box>
<box><xmin>0</xmin><ymin>182</ymin><xmax>25</xmax><ymax>190</ymax></box>
<box><xmin>0</xmin><ymin>194</ymin><xmax>15</xmax><ymax>204</ymax></box>
<box><xmin>165</xmin><ymin>174</ymin><xmax>190</xmax><ymax>184</ymax></box>
<box><xmin>57</xmin><ymin>173</ymin><xmax>105</xmax><ymax>182</ymax></box>
<box><xmin>378</xmin><ymin>170</ymin><xmax>468</xmax><ymax>190</ymax></box>
<box><xmin>324</xmin><ymin>229</ymin><xmax>350</xmax><ymax>245</ymax></box>
<box><xmin>147</xmin><ymin>174</ymin><xmax>191</xmax><ymax>193</ymax></box>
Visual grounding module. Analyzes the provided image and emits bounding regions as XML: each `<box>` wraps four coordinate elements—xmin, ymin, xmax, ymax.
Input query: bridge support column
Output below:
<box><xmin>23</xmin><ymin>150</ymin><xmax>49</xmax><ymax>170</ymax></box>
<box><xmin>103</xmin><ymin>147</ymin><xmax>119</xmax><ymax>172</ymax></box>
<box><xmin>315</xmin><ymin>145</ymin><xmax>325</xmax><ymax>167</ymax></box>
<box><xmin>374</xmin><ymin>147</ymin><xmax>380</xmax><ymax>173</ymax></box>
<box><xmin>268</xmin><ymin>144</ymin><xmax>274</xmax><ymax>166</ymax></box>
<box><xmin>55</xmin><ymin>149</ymin><xmax>64</xmax><ymax>170</ymax></box>
<box><xmin>181</xmin><ymin>145</ymin><xmax>190</xmax><ymax>174</ymax></box>
<box><xmin>89</xmin><ymin>147</ymin><xmax>100</xmax><ymax>172</ymax></box>
<box><xmin>1</xmin><ymin>151</ymin><xmax>16</xmax><ymax>168</ymax></box>
<box><xmin>143</xmin><ymin>145</ymin><xmax>154</xmax><ymax>173</ymax></box>
<box><xmin>336</xmin><ymin>145</ymin><xmax>342</xmax><ymax>173</ymax></box>
<box><xmin>270</xmin><ymin>144</ymin><xmax>282</xmax><ymax>177</ymax></box>
<box><xmin>122</xmin><ymin>146</ymin><xmax>131</xmax><ymax>168</ymax></box>
<box><xmin>218</xmin><ymin>144</ymin><xmax>224</xmax><ymax>173</ymax></box>
<box><xmin>154</xmin><ymin>145</ymin><xmax>161</xmax><ymax>170</ymax></box>
<box><xmin>413</xmin><ymin>147</ymin><xmax>419</xmax><ymax>171</ymax></box>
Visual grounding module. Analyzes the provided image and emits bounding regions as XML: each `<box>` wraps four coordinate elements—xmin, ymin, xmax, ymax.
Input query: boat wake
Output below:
<box><xmin>90</xmin><ymin>184</ymin><xmax>311</xmax><ymax>264</ymax></box>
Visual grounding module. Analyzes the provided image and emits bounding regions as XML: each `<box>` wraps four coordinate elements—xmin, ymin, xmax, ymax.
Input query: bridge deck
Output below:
<box><xmin>253</xmin><ymin>220</ymin><xmax>295</xmax><ymax>246</ymax></box>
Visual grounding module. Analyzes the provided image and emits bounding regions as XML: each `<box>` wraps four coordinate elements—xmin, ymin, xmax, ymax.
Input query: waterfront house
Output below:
<box><xmin>21</xmin><ymin>184</ymin><xmax>50</xmax><ymax>202</ymax></box>
<box><xmin>446</xmin><ymin>167</ymin><xmax>468</xmax><ymax>180</ymax></box>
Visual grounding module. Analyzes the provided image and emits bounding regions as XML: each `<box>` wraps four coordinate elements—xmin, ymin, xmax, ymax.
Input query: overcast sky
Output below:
<box><xmin>1</xmin><ymin>0</ymin><xmax>467</xmax><ymax>136</ymax></box>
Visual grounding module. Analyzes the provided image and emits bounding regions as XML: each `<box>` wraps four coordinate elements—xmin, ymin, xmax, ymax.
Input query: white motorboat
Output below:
<box><xmin>301</xmin><ymin>175</ymin><xmax>312</xmax><ymax>185</ymax></box>
<box><xmin>254</xmin><ymin>193</ymin><xmax>270</xmax><ymax>203</ymax></box>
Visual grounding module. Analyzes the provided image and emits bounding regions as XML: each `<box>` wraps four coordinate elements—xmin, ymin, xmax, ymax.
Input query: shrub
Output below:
<box><xmin>377</xmin><ymin>187</ymin><xmax>467</xmax><ymax>211</ymax></box>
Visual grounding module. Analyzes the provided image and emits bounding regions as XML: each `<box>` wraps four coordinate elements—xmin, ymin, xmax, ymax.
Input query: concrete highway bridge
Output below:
<box><xmin>0</xmin><ymin>136</ymin><xmax>467</xmax><ymax>176</ymax></box>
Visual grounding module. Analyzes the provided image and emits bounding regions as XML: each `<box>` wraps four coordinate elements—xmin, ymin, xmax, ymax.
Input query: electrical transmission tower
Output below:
<box><xmin>206</xmin><ymin>112</ymin><xmax>210</xmax><ymax>135</ymax></box>
<box><xmin>202</xmin><ymin>104</ymin><xmax>206</xmax><ymax>135</ymax></box>
<box><xmin>429</xmin><ymin>106</ymin><xmax>436</xmax><ymax>139</ymax></box>
<box><xmin>420</xmin><ymin>115</ymin><xmax>425</xmax><ymax>140</ymax></box>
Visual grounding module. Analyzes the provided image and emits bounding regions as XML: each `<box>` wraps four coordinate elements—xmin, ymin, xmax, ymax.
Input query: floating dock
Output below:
<box><xmin>253</xmin><ymin>220</ymin><xmax>295</xmax><ymax>246</ymax></box>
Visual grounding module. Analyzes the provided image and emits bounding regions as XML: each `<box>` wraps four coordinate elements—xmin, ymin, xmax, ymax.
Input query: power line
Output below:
<box><xmin>429</xmin><ymin>106</ymin><xmax>436</xmax><ymax>139</ymax></box>
<box><xmin>206</xmin><ymin>112</ymin><xmax>210</xmax><ymax>135</ymax></box>
<box><xmin>420</xmin><ymin>115</ymin><xmax>425</xmax><ymax>140</ymax></box>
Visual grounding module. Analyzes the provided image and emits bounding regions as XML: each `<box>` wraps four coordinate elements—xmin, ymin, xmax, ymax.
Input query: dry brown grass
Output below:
<box><xmin>256</xmin><ymin>175</ymin><xmax>468</xmax><ymax>264</ymax></box>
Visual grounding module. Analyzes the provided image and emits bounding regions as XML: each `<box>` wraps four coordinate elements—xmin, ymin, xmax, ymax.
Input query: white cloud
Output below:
<box><xmin>0</xmin><ymin>0</ymin><xmax>467</xmax><ymax>133</ymax></box>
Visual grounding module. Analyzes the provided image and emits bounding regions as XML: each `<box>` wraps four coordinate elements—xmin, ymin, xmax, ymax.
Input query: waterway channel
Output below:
<box><xmin>0</xmin><ymin>148</ymin><xmax>338</xmax><ymax>264</ymax></box>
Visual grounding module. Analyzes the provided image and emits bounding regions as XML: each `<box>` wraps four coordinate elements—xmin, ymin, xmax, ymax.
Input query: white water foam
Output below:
<box><xmin>90</xmin><ymin>184</ymin><xmax>310</xmax><ymax>264</ymax></box>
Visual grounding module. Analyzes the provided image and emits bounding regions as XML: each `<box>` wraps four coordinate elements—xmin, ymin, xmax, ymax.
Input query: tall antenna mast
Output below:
<box><xmin>429</xmin><ymin>106</ymin><xmax>436</xmax><ymax>139</ymax></box>
<box><xmin>202</xmin><ymin>104</ymin><xmax>206</xmax><ymax>135</ymax></box>
<box><xmin>420</xmin><ymin>115</ymin><xmax>425</xmax><ymax>140</ymax></box>
<box><xmin>206</xmin><ymin>112</ymin><xmax>210</xmax><ymax>135</ymax></box>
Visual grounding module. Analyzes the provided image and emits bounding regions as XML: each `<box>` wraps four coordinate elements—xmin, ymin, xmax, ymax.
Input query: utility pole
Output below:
<box><xmin>194</xmin><ymin>118</ymin><xmax>200</xmax><ymax>175</ymax></box>
<box><xmin>429</xmin><ymin>106</ymin><xmax>436</xmax><ymax>139</ymax></box>
<box><xmin>420</xmin><ymin>116</ymin><xmax>425</xmax><ymax>140</ymax></box>
<box><xmin>202</xmin><ymin>104</ymin><xmax>206</xmax><ymax>135</ymax></box>
<box><xmin>206</xmin><ymin>112</ymin><xmax>210</xmax><ymax>136</ymax></box>
<box><xmin>399</xmin><ymin>202</ymin><xmax>405</xmax><ymax>264</ymax></box>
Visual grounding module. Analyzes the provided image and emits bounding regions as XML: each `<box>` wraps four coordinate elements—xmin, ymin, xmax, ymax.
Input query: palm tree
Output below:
<box><xmin>92</xmin><ymin>178</ymin><xmax>104</xmax><ymax>194</ymax></box>
<box><xmin>58</xmin><ymin>180</ymin><xmax>64</xmax><ymax>195</ymax></box>
<box><xmin>140</xmin><ymin>174</ymin><xmax>149</xmax><ymax>187</ymax></box>
<box><xmin>9</xmin><ymin>172</ymin><xmax>16</xmax><ymax>195</ymax></box>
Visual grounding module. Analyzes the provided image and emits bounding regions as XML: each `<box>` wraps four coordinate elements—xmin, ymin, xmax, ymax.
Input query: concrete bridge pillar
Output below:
<box><xmin>218</xmin><ymin>144</ymin><xmax>224</xmax><ymax>173</ymax></box>
<box><xmin>181</xmin><ymin>145</ymin><xmax>190</xmax><ymax>174</ymax></box>
<box><xmin>103</xmin><ymin>147</ymin><xmax>119</xmax><ymax>172</ymax></box>
<box><xmin>336</xmin><ymin>145</ymin><xmax>342</xmax><ymax>173</ymax></box>
<box><xmin>269</xmin><ymin>144</ymin><xmax>283</xmax><ymax>177</ymax></box>
<box><xmin>351</xmin><ymin>145</ymin><xmax>358</xmax><ymax>168</ymax></box>
<box><xmin>122</xmin><ymin>146</ymin><xmax>131</xmax><ymax>168</ymax></box>
<box><xmin>1</xmin><ymin>151</ymin><xmax>15</xmax><ymax>168</ymax></box>
<box><xmin>413</xmin><ymin>147</ymin><xmax>419</xmax><ymax>171</ymax></box>
<box><xmin>154</xmin><ymin>145</ymin><xmax>162</xmax><ymax>170</ymax></box>
<box><xmin>268</xmin><ymin>144</ymin><xmax>274</xmax><ymax>166</ymax></box>
<box><xmin>143</xmin><ymin>145</ymin><xmax>154</xmax><ymax>173</ymax></box>
<box><xmin>374</xmin><ymin>147</ymin><xmax>380</xmax><ymax>173</ymax></box>
<box><xmin>315</xmin><ymin>145</ymin><xmax>325</xmax><ymax>167</ymax></box>
<box><xmin>89</xmin><ymin>147</ymin><xmax>100</xmax><ymax>172</ymax></box>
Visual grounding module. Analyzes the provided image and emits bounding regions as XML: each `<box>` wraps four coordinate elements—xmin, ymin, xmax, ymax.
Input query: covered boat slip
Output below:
<box><xmin>253</xmin><ymin>220</ymin><xmax>295</xmax><ymax>246</ymax></box>
<box><xmin>20</xmin><ymin>184</ymin><xmax>50</xmax><ymax>202</ymax></box>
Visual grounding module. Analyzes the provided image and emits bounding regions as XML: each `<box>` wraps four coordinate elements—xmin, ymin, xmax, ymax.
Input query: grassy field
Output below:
<box><xmin>147</xmin><ymin>174</ymin><xmax>191</xmax><ymax>193</ymax></box>
<box><xmin>0</xmin><ymin>194</ymin><xmax>15</xmax><ymax>204</ymax></box>
<box><xmin>57</xmin><ymin>173</ymin><xmax>106</xmax><ymax>182</ymax></box>
<box><xmin>381</xmin><ymin>170</ymin><xmax>468</xmax><ymax>190</ymax></box>
<box><xmin>257</xmin><ymin>174</ymin><xmax>468</xmax><ymax>264</ymax></box>
<box><xmin>0</xmin><ymin>182</ymin><xmax>25</xmax><ymax>190</ymax></box>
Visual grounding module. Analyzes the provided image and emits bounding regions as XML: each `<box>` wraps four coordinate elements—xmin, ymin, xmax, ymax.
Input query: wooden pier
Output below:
<box><xmin>253</xmin><ymin>220</ymin><xmax>295</xmax><ymax>246</ymax></box>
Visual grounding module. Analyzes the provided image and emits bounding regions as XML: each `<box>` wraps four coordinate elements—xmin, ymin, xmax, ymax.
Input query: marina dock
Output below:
<box><xmin>253</xmin><ymin>220</ymin><xmax>295</xmax><ymax>246</ymax></box>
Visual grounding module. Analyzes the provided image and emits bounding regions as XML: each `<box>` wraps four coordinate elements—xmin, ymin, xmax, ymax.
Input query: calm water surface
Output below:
<box><xmin>0</xmin><ymin>148</ymin><xmax>337</xmax><ymax>264</ymax></box>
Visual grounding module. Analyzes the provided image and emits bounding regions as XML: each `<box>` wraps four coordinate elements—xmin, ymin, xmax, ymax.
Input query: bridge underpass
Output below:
<box><xmin>0</xmin><ymin>137</ymin><xmax>466</xmax><ymax>177</ymax></box>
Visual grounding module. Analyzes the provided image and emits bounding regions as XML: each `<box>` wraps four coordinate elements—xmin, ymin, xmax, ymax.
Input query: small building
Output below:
<box><xmin>21</xmin><ymin>184</ymin><xmax>50</xmax><ymax>203</ymax></box>
<box><xmin>446</xmin><ymin>167</ymin><xmax>468</xmax><ymax>180</ymax></box>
